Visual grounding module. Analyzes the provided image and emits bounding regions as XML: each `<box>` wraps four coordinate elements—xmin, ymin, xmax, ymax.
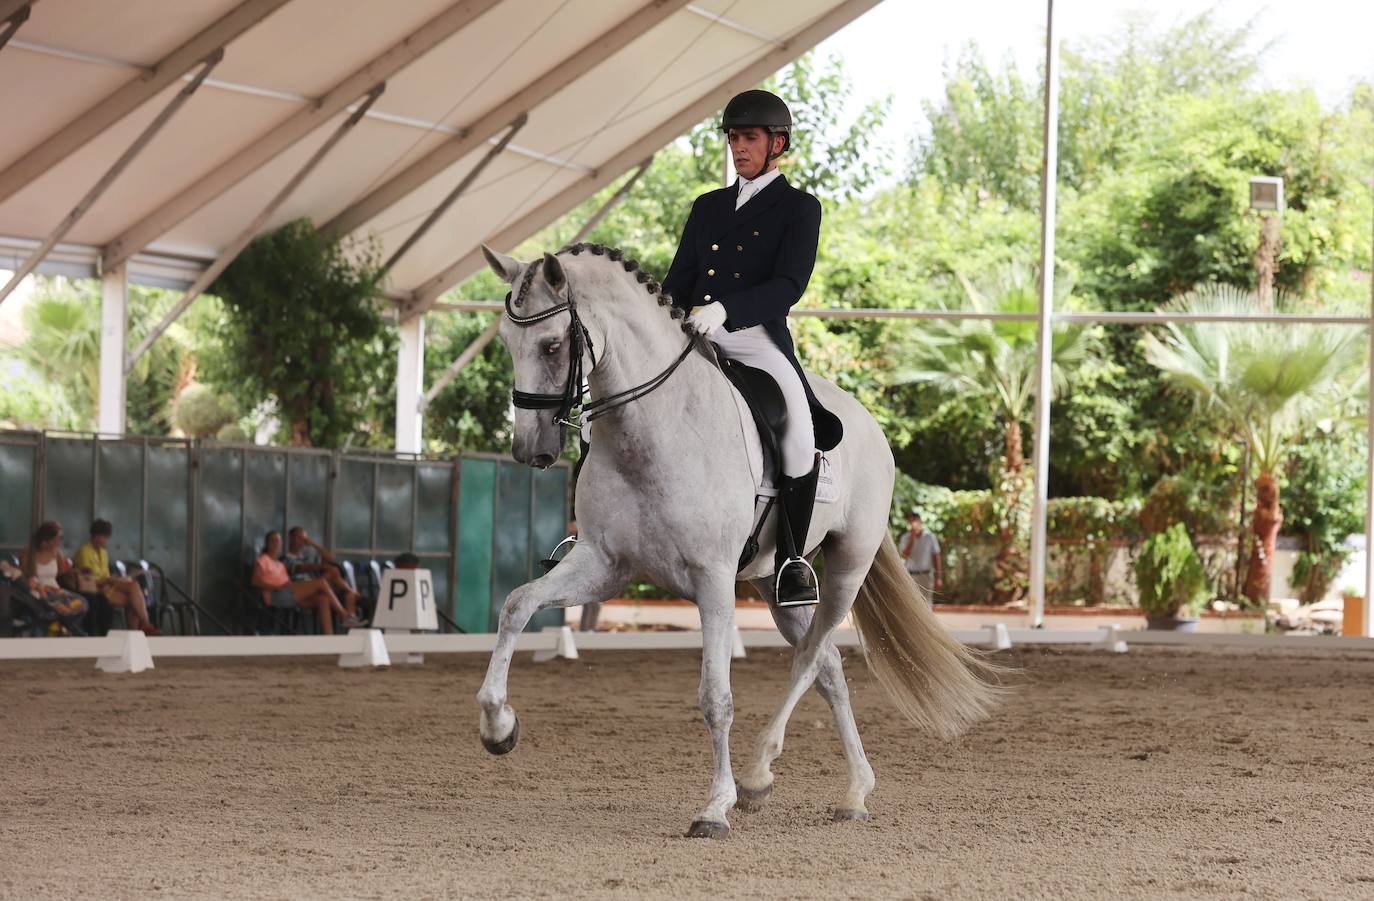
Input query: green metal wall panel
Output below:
<box><xmin>376</xmin><ymin>463</ymin><xmax>413</xmax><ymax>552</ymax></box>
<box><xmin>529</xmin><ymin>466</ymin><xmax>569</xmax><ymax>631</ymax></box>
<box><xmin>0</xmin><ymin>439</ymin><xmax>36</xmax><ymax>553</ymax></box>
<box><xmin>456</xmin><ymin>458</ymin><xmax>495</xmax><ymax>633</ymax></box>
<box><xmin>414</xmin><ymin>464</ymin><xmax>452</xmax><ymax>554</ymax></box>
<box><xmin>286</xmin><ymin>454</ymin><xmax>329</xmax><ymax>542</ymax></box>
<box><xmin>96</xmin><ymin>442</ymin><xmax>144</xmax><ymax>564</ymax></box>
<box><xmin>145</xmin><ymin>445</ymin><xmax>190</xmax><ymax>590</ymax></box>
<box><xmin>44</xmin><ymin>438</ymin><xmax>94</xmax><ymax>548</ymax></box>
<box><xmin>335</xmin><ymin>459</ymin><xmax>374</xmax><ymax>550</ymax></box>
<box><xmin>243</xmin><ymin>451</ymin><xmax>287</xmax><ymax>550</ymax></box>
<box><xmin>2</xmin><ymin>430</ymin><xmax>568</xmax><ymax>635</ymax></box>
<box><xmin>197</xmin><ymin>448</ymin><xmax>244</xmax><ymax>634</ymax></box>
<box><xmin>492</xmin><ymin>462</ymin><xmax>532</xmax><ymax>629</ymax></box>
<box><xmin>415</xmin><ymin>463</ymin><xmax>455</xmax><ymax>617</ymax></box>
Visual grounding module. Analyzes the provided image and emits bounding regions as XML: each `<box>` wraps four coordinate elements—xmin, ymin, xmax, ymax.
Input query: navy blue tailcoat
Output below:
<box><xmin>662</xmin><ymin>174</ymin><xmax>842</xmax><ymax>451</ymax></box>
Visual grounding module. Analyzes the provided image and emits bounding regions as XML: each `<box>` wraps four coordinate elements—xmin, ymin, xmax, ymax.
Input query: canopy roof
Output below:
<box><xmin>0</xmin><ymin>0</ymin><xmax>880</xmax><ymax>310</ymax></box>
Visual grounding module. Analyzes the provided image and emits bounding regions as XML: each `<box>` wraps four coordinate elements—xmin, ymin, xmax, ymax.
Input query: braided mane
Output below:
<box><xmin>556</xmin><ymin>242</ymin><xmax>690</xmax><ymax>327</ymax></box>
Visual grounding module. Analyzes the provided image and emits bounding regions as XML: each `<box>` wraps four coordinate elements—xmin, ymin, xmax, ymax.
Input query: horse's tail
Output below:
<box><xmin>851</xmin><ymin>534</ymin><xmax>1007</xmax><ymax>739</ymax></box>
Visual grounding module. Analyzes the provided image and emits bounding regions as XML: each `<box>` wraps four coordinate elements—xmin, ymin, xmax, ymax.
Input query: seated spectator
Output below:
<box><xmin>20</xmin><ymin>522</ymin><xmax>88</xmax><ymax>636</ymax></box>
<box><xmin>284</xmin><ymin>527</ymin><xmax>363</xmax><ymax>618</ymax></box>
<box><xmin>74</xmin><ymin>519</ymin><xmax>161</xmax><ymax>635</ymax></box>
<box><xmin>253</xmin><ymin>531</ymin><xmax>364</xmax><ymax>634</ymax></box>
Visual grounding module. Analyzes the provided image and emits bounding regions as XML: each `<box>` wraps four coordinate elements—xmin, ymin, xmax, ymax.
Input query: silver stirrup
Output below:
<box><xmin>774</xmin><ymin>556</ymin><xmax>820</xmax><ymax>608</ymax></box>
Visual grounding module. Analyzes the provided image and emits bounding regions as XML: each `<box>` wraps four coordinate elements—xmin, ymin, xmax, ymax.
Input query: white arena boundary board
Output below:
<box><xmin>5</xmin><ymin>625</ymin><xmax>1373</xmax><ymax>673</ymax></box>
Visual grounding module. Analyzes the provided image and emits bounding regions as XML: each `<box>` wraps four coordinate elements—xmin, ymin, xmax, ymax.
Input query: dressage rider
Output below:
<box><xmin>662</xmin><ymin>89</ymin><xmax>842</xmax><ymax>607</ymax></box>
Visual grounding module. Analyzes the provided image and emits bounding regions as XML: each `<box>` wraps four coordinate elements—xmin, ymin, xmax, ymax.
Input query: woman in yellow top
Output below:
<box><xmin>74</xmin><ymin>519</ymin><xmax>160</xmax><ymax>635</ymax></box>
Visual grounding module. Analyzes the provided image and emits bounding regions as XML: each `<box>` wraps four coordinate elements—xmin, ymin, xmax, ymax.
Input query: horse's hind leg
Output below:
<box><xmin>476</xmin><ymin>547</ymin><xmax>620</xmax><ymax>756</ymax></box>
<box><xmin>738</xmin><ymin>562</ymin><xmax>875</xmax><ymax>819</ymax></box>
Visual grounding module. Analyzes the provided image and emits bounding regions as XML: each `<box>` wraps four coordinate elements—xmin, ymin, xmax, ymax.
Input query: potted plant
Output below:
<box><xmin>1135</xmin><ymin>523</ymin><xmax>1210</xmax><ymax>631</ymax></box>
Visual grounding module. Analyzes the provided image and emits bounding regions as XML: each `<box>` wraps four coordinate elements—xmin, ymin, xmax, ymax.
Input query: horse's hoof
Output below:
<box><xmin>734</xmin><ymin>781</ymin><xmax>773</xmax><ymax>812</ymax></box>
<box><xmin>832</xmin><ymin>808</ymin><xmax>869</xmax><ymax>823</ymax></box>
<box><xmin>481</xmin><ymin>716</ymin><xmax>519</xmax><ymax>756</ymax></box>
<box><xmin>686</xmin><ymin>819</ymin><xmax>730</xmax><ymax>840</ymax></box>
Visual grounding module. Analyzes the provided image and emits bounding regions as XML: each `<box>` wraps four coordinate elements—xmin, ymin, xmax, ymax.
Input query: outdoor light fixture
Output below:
<box><xmin>1249</xmin><ymin>175</ymin><xmax>1284</xmax><ymax>212</ymax></box>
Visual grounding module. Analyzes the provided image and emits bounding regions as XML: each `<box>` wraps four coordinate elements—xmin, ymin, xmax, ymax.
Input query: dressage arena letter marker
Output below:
<box><xmin>373</xmin><ymin>568</ymin><xmax>439</xmax><ymax>632</ymax></box>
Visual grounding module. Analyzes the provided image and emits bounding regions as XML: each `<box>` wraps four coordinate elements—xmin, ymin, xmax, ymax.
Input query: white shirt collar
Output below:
<box><xmin>735</xmin><ymin>167</ymin><xmax>783</xmax><ymax>209</ymax></box>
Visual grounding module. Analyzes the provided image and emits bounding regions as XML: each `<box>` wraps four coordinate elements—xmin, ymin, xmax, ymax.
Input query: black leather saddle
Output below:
<box><xmin>717</xmin><ymin>354</ymin><xmax>787</xmax><ymax>486</ymax></box>
<box><xmin>716</xmin><ymin>353</ymin><xmax>793</xmax><ymax>572</ymax></box>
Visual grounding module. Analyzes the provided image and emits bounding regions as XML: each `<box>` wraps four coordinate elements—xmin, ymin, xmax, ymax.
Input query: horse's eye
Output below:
<box><xmin>544</xmin><ymin>341</ymin><xmax>562</xmax><ymax>356</ymax></box>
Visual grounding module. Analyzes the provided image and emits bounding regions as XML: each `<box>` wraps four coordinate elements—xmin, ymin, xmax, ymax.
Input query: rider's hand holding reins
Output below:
<box><xmin>688</xmin><ymin>301</ymin><xmax>727</xmax><ymax>336</ymax></box>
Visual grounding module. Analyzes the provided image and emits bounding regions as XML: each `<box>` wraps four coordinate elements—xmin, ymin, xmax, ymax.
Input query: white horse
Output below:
<box><xmin>476</xmin><ymin>243</ymin><xmax>1002</xmax><ymax>838</ymax></box>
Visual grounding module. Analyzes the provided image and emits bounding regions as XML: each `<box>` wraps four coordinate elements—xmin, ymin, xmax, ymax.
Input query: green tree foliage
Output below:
<box><xmin>1135</xmin><ymin>523</ymin><xmax>1211</xmax><ymax>619</ymax></box>
<box><xmin>1143</xmin><ymin>286</ymin><xmax>1366</xmax><ymax>602</ymax></box>
<box><xmin>890</xmin><ymin>266</ymin><xmax>1097</xmax><ymax>601</ymax></box>
<box><xmin>172</xmin><ymin>383</ymin><xmax>234</xmax><ymax>438</ymax></box>
<box><xmin>201</xmin><ymin>219</ymin><xmax>394</xmax><ymax>448</ymax></box>
<box><xmin>1</xmin><ymin>276</ymin><xmax>190</xmax><ymax>434</ymax></box>
<box><xmin>421</xmin><ymin>313</ymin><xmax>514</xmax><ymax>454</ymax></box>
<box><xmin>1282</xmin><ymin>429</ymin><xmax>1367</xmax><ymax>604</ymax></box>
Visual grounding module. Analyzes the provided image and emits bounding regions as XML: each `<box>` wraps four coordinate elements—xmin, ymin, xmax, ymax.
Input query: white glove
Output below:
<box><xmin>688</xmin><ymin>301</ymin><xmax>728</xmax><ymax>336</ymax></box>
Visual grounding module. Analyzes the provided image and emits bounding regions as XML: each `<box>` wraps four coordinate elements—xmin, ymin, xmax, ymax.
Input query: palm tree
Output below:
<box><xmin>1143</xmin><ymin>285</ymin><xmax>1365</xmax><ymax>604</ymax></box>
<box><xmin>5</xmin><ymin>276</ymin><xmax>192</xmax><ymax>433</ymax></box>
<box><xmin>891</xmin><ymin>265</ymin><xmax>1096</xmax><ymax>603</ymax></box>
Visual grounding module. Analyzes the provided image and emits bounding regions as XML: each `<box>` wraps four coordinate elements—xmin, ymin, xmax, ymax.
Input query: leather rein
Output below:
<box><xmin>504</xmin><ymin>263</ymin><xmax>696</xmax><ymax>434</ymax></box>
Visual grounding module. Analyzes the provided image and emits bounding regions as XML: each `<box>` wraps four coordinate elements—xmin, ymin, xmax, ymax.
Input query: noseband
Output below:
<box><xmin>504</xmin><ymin>261</ymin><xmax>696</xmax><ymax>436</ymax></box>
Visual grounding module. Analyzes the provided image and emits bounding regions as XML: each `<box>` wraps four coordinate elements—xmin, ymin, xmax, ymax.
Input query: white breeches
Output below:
<box><xmin>713</xmin><ymin>325</ymin><xmax>815</xmax><ymax>478</ymax></box>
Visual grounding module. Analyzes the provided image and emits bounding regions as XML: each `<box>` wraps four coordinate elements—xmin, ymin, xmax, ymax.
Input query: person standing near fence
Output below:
<box><xmin>900</xmin><ymin>511</ymin><xmax>943</xmax><ymax>600</ymax></box>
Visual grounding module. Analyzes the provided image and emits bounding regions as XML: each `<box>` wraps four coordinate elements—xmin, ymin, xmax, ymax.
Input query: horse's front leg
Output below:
<box><xmin>686</xmin><ymin>577</ymin><xmax>739</xmax><ymax>839</ymax></box>
<box><xmin>477</xmin><ymin>547</ymin><xmax>619</xmax><ymax>755</ymax></box>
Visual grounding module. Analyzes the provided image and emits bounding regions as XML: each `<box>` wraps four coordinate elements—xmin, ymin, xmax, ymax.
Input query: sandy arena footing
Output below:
<box><xmin>3</xmin><ymin>644</ymin><xmax>1373</xmax><ymax>899</ymax></box>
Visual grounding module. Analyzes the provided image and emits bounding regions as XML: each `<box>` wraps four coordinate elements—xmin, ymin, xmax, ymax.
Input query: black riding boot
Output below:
<box><xmin>774</xmin><ymin>457</ymin><xmax>821</xmax><ymax>607</ymax></box>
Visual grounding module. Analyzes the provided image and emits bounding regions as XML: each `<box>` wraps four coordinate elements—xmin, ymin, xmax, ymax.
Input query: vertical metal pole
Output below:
<box><xmin>89</xmin><ymin>434</ymin><xmax>99</xmax><ymax>529</ymax></box>
<box><xmin>1028</xmin><ymin>0</ymin><xmax>1060</xmax><ymax>629</ymax></box>
<box><xmin>490</xmin><ymin>460</ymin><xmax>501</xmax><ymax>629</ymax></box>
<box><xmin>35</xmin><ymin>432</ymin><xmax>46</xmax><ymax>532</ymax></box>
<box><xmin>239</xmin><ymin>448</ymin><xmax>247</xmax><ymax>559</ymax></box>
<box><xmin>283</xmin><ymin>454</ymin><xmax>293</xmax><ymax>538</ymax></box>
<box><xmin>448</xmin><ymin>455</ymin><xmax>461</xmax><ymax>632</ymax></box>
<box><xmin>395</xmin><ymin>314</ymin><xmax>426</xmax><ymax>454</ymax></box>
<box><xmin>189</xmin><ymin>441</ymin><xmax>200</xmax><ymax>615</ymax></box>
<box><xmin>140</xmin><ymin>438</ymin><xmax>149</xmax><ymax>561</ymax></box>
<box><xmin>325</xmin><ymin>450</ymin><xmax>337</xmax><ymax>551</ymax></box>
<box><xmin>723</xmin><ymin>138</ymin><xmax>733</xmax><ymax>188</ymax></box>
<box><xmin>370</xmin><ymin>460</ymin><xmax>380</xmax><ymax>556</ymax></box>
<box><xmin>1363</xmin><ymin>166</ymin><xmax>1374</xmax><ymax>637</ymax></box>
<box><xmin>411</xmin><ymin>464</ymin><xmax>420</xmax><ymax>554</ymax></box>
<box><xmin>98</xmin><ymin>263</ymin><xmax>128</xmax><ymax>436</ymax></box>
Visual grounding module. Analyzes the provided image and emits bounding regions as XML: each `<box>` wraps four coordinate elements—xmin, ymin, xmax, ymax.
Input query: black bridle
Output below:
<box><xmin>504</xmin><ymin>262</ymin><xmax>696</xmax><ymax>435</ymax></box>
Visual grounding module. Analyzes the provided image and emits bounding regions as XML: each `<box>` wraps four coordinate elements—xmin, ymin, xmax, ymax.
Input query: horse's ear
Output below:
<box><xmin>482</xmin><ymin>244</ymin><xmax>522</xmax><ymax>284</ymax></box>
<box><xmin>541</xmin><ymin>252</ymin><xmax>568</xmax><ymax>296</ymax></box>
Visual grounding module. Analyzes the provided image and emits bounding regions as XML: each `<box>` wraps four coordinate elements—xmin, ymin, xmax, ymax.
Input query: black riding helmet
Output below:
<box><xmin>721</xmin><ymin>89</ymin><xmax>792</xmax><ymax>161</ymax></box>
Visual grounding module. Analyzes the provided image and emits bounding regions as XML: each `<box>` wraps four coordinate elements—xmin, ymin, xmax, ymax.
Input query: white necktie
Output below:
<box><xmin>736</xmin><ymin>182</ymin><xmax>755</xmax><ymax>210</ymax></box>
